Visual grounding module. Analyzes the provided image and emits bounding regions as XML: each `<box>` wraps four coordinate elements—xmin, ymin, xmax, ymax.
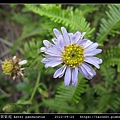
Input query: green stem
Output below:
<box><xmin>34</xmin><ymin>99</ymin><xmax>40</xmax><ymax>113</ymax></box>
<box><xmin>26</xmin><ymin>72</ymin><xmax>41</xmax><ymax>113</ymax></box>
<box><xmin>29</xmin><ymin>71</ymin><xmax>41</xmax><ymax>102</ymax></box>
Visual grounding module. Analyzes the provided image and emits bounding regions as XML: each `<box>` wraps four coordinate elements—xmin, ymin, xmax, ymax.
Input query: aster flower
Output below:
<box><xmin>40</xmin><ymin>27</ymin><xmax>102</xmax><ymax>87</ymax></box>
<box><xmin>1</xmin><ymin>56</ymin><xmax>27</xmax><ymax>80</ymax></box>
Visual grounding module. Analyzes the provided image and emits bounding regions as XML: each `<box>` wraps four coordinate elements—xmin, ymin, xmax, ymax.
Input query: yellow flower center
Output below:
<box><xmin>2</xmin><ymin>61</ymin><xmax>13</xmax><ymax>75</ymax></box>
<box><xmin>62</xmin><ymin>44</ymin><xmax>84</xmax><ymax>68</ymax></box>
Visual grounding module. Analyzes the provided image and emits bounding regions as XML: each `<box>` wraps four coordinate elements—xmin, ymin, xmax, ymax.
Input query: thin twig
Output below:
<box><xmin>0</xmin><ymin>87</ymin><xmax>10</xmax><ymax>97</ymax></box>
<box><xmin>0</xmin><ymin>38</ymin><xmax>13</xmax><ymax>47</ymax></box>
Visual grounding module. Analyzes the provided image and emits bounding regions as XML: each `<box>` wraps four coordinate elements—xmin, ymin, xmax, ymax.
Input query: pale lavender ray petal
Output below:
<box><xmin>43</xmin><ymin>40</ymin><xmax>53</xmax><ymax>48</ymax></box>
<box><xmin>68</xmin><ymin>33</ymin><xmax>74</xmax><ymax>39</ymax></box>
<box><xmin>79</xmin><ymin>32</ymin><xmax>86</xmax><ymax>40</ymax></box>
<box><xmin>45</xmin><ymin>60</ymin><xmax>62</xmax><ymax>68</ymax></box>
<box><xmin>53</xmin><ymin>28</ymin><xmax>62</xmax><ymax>38</ymax></box>
<box><xmin>85</xmin><ymin>43</ymin><xmax>98</xmax><ymax>52</ymax></box>
<box><xmin>41</xmin><ymin>58</ymin><xmax>48</xmax><ymax>63</ymax></box>
<box><xmin>59</xmin><ymin>73</ymin><xmax>65</xmax><ymax>78</ymax></box>
<box><xmin>78</xmin><ymin>65</ymin><xmax>93</xmax><ymax>79</ymax></box>
<box><xmin>82</xmin><ymin>62</ymin><xmax>96</xmax><ymax>76</ymax></box>
<box><xmin>77</xmin><ymin>39</ymin><xmax>87</xmax><ymax>46</ymax></box>
<box><xmin>86</xmin><ymin>57</ymin><xmax>102</xmax><ymax>65</ymax></box>
<box><xmin>84</xmin><ymin>49</ymin><xmax>102</xmax><ymax>57</ymax></box>
<box><xmin>71</xmin><ymin>67</ymin><xmax>78</xmax><ymax>87</ymax></box>
<box><xmin>84</xmin><ymin>57</ymin><xmax>102</xmax><ymax>69</ymax></box>
<box><xmin>64</xmin><ymin>67</ymin><xmax>71</xmax><ymax>86</ymax></box>
<box><xmin>53</xmin><ymin>65</ymin><xmax>66</xmax><ymax>78</ymax></box>
<box><xmin>61</xmin><ymin>27</ymin><xmax>70</xmax><ymax>45</ymax></box>
<box><xmin>45</xmin><ymin>46</ymin><xmax>62</xmax><ymax>56</ymax></box>
<box><xmin>45</xmin><ymin>52</ymin><xmax>61</xmax><ymax>57</ymax></box>
<box><xmin>45</xmin><ymin>56</ymin><xmax>62</xmax><ymax>60</ymax></box>
<box><xmin>41</xmin><ymin>56</ymin><xmax>62</xmax><ymax>63</ymax></box>
<box><xmin>80</xmin><ymin>39</ymin><xmax>93</xmax><ymax>49</ymax></box>
<box><xmin>40</xmin><ymin>47</ymin><xmax>47</xmax><ymax>52</ymax></box>
<box><xmin>81</xmin><ymin>64</ymin><xmax>94</xmax><ymax>76</ymax></box>
<box><xmin>71</xmin><ymin>31</ymin><xmax>81</xmax><ymax>44</ymax></box>
<box><xmin>68</xmin><ymin>33</ymin><xmax>74</xmax><ymax>43</ymax></box>
<box><xmin>51</xmin><ymin>37</ymin><xmax>58</xmax><ymax>44</ymax></box>
<box><xmin>55</xmin><ymin>35</ymin><xmax>65</xmax><ymax>51</ymax></box>
<box><xmin>83</xmin><ymin>62</ymin><xmax>96</xmax><ymax>75</ymax></box>
<box><xmin>52</xmin><ymin>35</ymin><xmax>65</xmax><ymax>46</ymax></box>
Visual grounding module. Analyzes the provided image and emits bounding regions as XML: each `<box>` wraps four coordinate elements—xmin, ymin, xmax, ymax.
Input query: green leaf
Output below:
<box><xmin>17</xmin><ymin>100</ymin><xmax>32</xmax><ymax>105</ymax></box>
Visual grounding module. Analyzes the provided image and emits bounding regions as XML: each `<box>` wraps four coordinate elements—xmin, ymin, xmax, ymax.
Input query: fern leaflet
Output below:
<box><xmin>55</xmin><ymin>74</ymin><xmax>88</xmax><ymax>104</ymax></box>
<box><xmin>24</xmin><ymin>4</ymin><xmax>95</xmax><ymax>38</ymax></box>
<box><xmin>96</xmin><ymin>4</ymin><xmax>120</xmax><ymax>45</ymax></box>
<box><xmin>102</xmin><ymin>43</ymin><xmax>120</xmax><ymax>72</ymax></box>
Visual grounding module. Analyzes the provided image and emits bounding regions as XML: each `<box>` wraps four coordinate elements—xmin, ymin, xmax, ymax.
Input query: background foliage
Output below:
<box><xmin>0</xmin><ymin>4</ymin><xmax>120</xmax><ymax>113</ymax></box>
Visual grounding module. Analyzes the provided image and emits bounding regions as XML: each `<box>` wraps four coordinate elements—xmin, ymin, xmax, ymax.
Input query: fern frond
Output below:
<box><xmin>96</xmin><ymin>4</ymin><xmax>120</xmax><ymax>45</ymax></box>
<box><xmin>93</xmin><ymin>83</ymin><xmax>109</xmax><ymax>96</ymax></box>
<box><xmin>55</xmin><ymin>74</ymin><xmax>88</xmax><ymax>104</ymax></box>
<box><xmin>102</xmin><ymin>43</ymin><xmax>120</xmax><ymax>72</ymax></box>
<box><xmin>78</xmin><ymin>4</ymin><xmax>99</xmax><ymax>17</ymax></box>
<box><xmin>19</xmin><ymin>38</ymin><xmax>44</xmax><ymax>70</ymax></box>
<box><xmin>41</xmin><ymin>74</ymin><xmax>88</xmax><ymax>112</ymax></box>
<box><xmin>20</xmin><ymin>38</ymin><xmax>41</xmax><ymax>58</ymax></box>
<box><xmin>24</xmin><ymin>4</ymin><xmax>95</xmax><ymax>38</ymax></box>
<box><xmin>42</xmin><ymin>99</ymin><xmax>77</xmax><ymax>113</ymax></box>
<box><xmin>99</xmin><ymin>66</ymin><xmax>116</xmax><ymax>88</ymax></box>
<box><xmin>94</xmin><ymin>93</ymin><xmax>120</xmax><ymax>113</ymax></box>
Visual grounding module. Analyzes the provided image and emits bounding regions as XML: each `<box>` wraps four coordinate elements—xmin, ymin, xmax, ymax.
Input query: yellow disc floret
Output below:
<box><xmin>2</xmin><ymin>61</ymin><xmax>13</xmax><ymax>75</ymax></box>
<box><xmin>62</xmin><ymin>44</ymin><xmax>84</xmax><ymax>68</ymax></box>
